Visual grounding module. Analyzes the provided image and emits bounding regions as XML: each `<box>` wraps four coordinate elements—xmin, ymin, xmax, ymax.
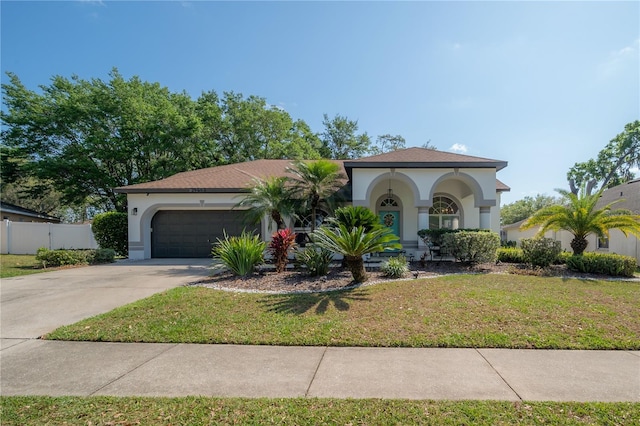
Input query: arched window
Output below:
<box><xmin>294</xmin><ymin>209</ymin><xmax>329</xmax><ymax>229</ymax></box>
<box><xmin>380</xmin><ymin>197</ymin><xmax>399</xmax><ymax>207</ymax></box>
<box><xmin>429</xmin><ymin>196</ymin><xmax>460</xmax><ymax>229</ymax></box>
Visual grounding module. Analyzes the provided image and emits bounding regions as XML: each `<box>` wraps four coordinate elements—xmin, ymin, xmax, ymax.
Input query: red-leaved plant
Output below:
<box><xmin>269</xmin><ymin>228</ymin><xmax>297</xmax><ymax>273</ymax></box>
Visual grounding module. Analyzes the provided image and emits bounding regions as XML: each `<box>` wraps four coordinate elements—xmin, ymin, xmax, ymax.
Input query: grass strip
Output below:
<box><xmin>0</xmin><ymin>254</ymin><xmax>45</xmax><ymax>278</ymax></box>
<box><xmin>2</xmin><ymin>396</ymin><xmax>638</xmax><ymax>426</ymax></box>
<box><xmin>45</xmin><ymin>274</ymin><xmax>640</xmax><ymax>349</ymax></box>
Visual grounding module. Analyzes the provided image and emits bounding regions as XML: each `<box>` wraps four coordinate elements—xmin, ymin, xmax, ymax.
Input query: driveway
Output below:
<box><xmin>1</xmin><ymin>259</ymin><xmax>211</xmax><ymax>341</ymax></box>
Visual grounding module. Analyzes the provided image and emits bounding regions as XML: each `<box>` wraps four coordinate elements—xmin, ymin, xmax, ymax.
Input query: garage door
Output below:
<box><xmin>151</xmin><ymin>210</ymin><xmax>256</xmax><ymax>258</ymax></box>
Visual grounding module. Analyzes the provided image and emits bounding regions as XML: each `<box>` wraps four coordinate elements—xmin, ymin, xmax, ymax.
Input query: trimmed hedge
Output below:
<box><xmin>521</xmin><ymin>237</ymin><xmax>561</xmax><ymax>268</ymax></box>
<box><xmin>418</xmin><ymin>228</ymin><xmax>488</xmax><ymax>246</ymax></box>
<box><xmin>36</xmin><ymin>248</ymin><xmax>116</xmax><ymax>267</ymax></box>
<box><xmin>566</xmin><ymin>253</ymin><xmax>637</xmax><ymax>277</ymax></box>
<box><xmin>497</xmin><ymin>247</ymin><xmax>525</xmax><ymax>263</ymax></box>
<box><xmin>92</xmin><ymin>211</ymin><xmax>128</xmax><ymax>256</ymax></box>
<box><xmin>442</xmin><ymin>231</ymin><xmax>500</xmax><ymax>264</ymax></box>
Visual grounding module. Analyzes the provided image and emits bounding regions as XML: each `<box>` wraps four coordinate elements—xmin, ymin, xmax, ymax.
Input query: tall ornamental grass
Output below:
<box><xmin>211</xmin><ymin>231</ymin><xmax>265</xmax><ymax>276</ymax></box>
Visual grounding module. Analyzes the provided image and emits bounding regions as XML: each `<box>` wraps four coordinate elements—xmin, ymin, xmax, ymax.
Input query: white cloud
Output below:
<box><xmin>598</xmin><ymin>39</ymin><xmax>639</xmax><ymax>78</ymax></box>
<box><xmin>78</xmin><ymin>0</ymin><xmax>105</xmax><ymax>5</ymax></box>
<box><xmin>449</xmin><ymin>143</ymin><xmax>468</xmax><ymax>153</ymax></box>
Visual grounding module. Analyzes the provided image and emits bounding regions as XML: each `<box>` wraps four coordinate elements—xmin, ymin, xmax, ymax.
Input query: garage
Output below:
<box><xmin>151</xmin><ymin>210</ymin><xmax>256</xmax><ymax>258</ymax></box>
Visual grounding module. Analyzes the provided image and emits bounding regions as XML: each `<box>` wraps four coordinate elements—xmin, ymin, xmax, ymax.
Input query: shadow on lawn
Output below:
<box><xmin>260</xmin><ymin>288</ymin><xmax>371</xmax><ymax>315</ymax></box>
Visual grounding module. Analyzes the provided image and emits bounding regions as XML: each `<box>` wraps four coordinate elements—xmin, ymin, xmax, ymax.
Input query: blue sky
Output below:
<box><xmin>2</xmin><ymin>1</ymin><xmax>638</xmax><ymax>205</ymax></box>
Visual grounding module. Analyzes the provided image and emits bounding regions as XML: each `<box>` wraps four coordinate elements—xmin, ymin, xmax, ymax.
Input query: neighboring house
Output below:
<box><xmin>0</xmin><ymin>201</ymin><xmax>61</xmax><ymax>223</ymax></box>
<box><xmin>115</xmin><ymin>147</ymin><xmax>509</xmax><ymax>259</ymax></box>
<box><xmin>502</xmin><ymin>179</ymin><xmax>640</xmax><ymax>263</ymax></box>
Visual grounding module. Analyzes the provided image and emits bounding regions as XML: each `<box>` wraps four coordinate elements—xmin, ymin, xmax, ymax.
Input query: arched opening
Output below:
<box><xmin>429</xmin><ymin>196</ymin><xmax>460</xmax><ymax>230</ymax></box>
<box><xmin>376</xmin><ymin>193</ymin><xmax>402</xmax><ymax>241</ymax></box>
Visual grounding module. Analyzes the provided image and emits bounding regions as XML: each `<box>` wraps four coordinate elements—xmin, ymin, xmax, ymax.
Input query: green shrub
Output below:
<box><xmin>418</xmin><ymin>228</ymin><xmax>487</xmax><ymax>246</ymax></box>
<box><xmin>380</xmin><ymin>255</ymin><xmax>409</xmax><ymax>278</ymax></box>
<box><xmin>521</xmin><ymin>237</ymin><xmax>561</xmax><ymax>268</ymax></box>
<box><xmin>92</xmin><ymin>211</ymin><xmax>128</xmax><ymax>256</ymax></box>
<box><xmin>211</xmin><ymin>231</ymin><xmax>266</xmax><ymax>277</ymax></box>
<box><xmin>442</xmin><ymin>231</ymin><xmax>500</xmax><ymax>264</ymax></box>
<box><xmin>556</xmin><ymin>251</ymin><xmax>572</xmax><ymax>265</ymax></box>
<box><xmin>91</xmin><ymin>248</ymin><xmax>116</xmax><ymax>264</ymax></box>
<box><xmin>35</xmin><ymin>248</ymin><xmax>115</xmax><ymax>267</ymax></box>
<box><xmin>332</xmin><ymin>206</ymin><xmax>383</xmax><ymax>232</ymax></box>
<box><xmin>268</xmin><ymin>228</ymin><xmax>296</xmax><ymax>273</ymax></box>
<box><xmin>294</xmin><ymin>245</ymin><xmax>334</xmax><ymax>276</ymax></box>
<box><xmin>566</xmin><ymin>252</ymin><xmax>637</xmax><ymax>277</ymax></box>
<box><xmin>497</xmin><ymin>247</ymin><xmax>525</xmax><ymax>263</ymax></box>
<box><xmin>36</xmin><ymin>248</ymin><xmax>87</xmax><ymax>267</ymax></box>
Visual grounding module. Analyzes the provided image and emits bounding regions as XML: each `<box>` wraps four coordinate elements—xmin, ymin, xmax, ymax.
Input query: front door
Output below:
<box><xmin>379</xmin><ymin>210</ymin><xmax>400</xmax><ymax>240</ymax></box>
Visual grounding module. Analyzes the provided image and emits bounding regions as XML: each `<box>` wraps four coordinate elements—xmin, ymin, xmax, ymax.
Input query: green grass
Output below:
<box><xmin>0</xmin><ymin>254</ymin><xmax>46</xmax><ymax>278</ymax></box>
<box><xmin>46</xmin><ymin>274</ymin><xmax>640</xmax><ymax>349</ymax></box>
<box><xmin>1</xmin><ymin>396</ymin><xmax>638</xmax><ymax>425</ymax></box>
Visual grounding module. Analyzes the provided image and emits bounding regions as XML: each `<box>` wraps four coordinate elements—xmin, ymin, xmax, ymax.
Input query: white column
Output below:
<box><xmin>479</xmin><ymin>206</ymin><xmax>491</xmax><ymax>230</ymax></box>
<box><xmin>418</xmin><ymin>207</ymin><xmax>429</xmax><ymax>248</ymax></box>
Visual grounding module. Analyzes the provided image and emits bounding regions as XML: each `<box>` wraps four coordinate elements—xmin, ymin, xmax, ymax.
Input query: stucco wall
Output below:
<box><xmin>127</xmin><ymin>192</ymin><xmax>255</xmax><ymax>260</ymax></box>
<box><xmin>504</xmin><ymin>225</ymin><xmax>639</xmax><ymax>263</ymax></box>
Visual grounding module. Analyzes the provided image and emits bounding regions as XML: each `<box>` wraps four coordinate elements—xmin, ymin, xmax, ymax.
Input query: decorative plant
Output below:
<box><xmin>521</xmin><ymin>187</ymin><xmax>640</xmax><ymax>255</ymax></box>
<box><xmin>520</xmin><ymin>237</ymin><xmax>561</xmax><ymax>268</ymax></box>
<box><xmin>294</xmin><ymin>245</ymin><xmax>334</xmax><ymax>276</ymax></box>
<box><xmin>380</xmin><ymin>255</ymin><xmax>409</xmax><ymax>278</ymax></box>
<box><xmin>269</xmin><ymin>228</ymin><xmax>296</xmax><ymax>273</ymax></box>
<box><xmin>331</xmin><ymin>206</ymin><xmax>384</xmax><ymax>232</ymax></box>
<box><xmin>312</xmin><ymin>224</ymin><xmax>401</xmax><ymax>283</ymax></box>
<box><xmin>211</xmin><ymin>231</ymin><xmax>266</xmax><ymax>277</ymax></box>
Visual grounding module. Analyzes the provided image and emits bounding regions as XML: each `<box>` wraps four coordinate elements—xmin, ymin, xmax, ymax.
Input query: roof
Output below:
<box><xmin>596</xmin><ymin>179</ymin><xmax>640</xmax><ymax>214</ymax></box>
<box><xmin>0</xmin><ymin>201</ymin><xmax>60</xmax><ymax>222</ymax></box>
<box><xmin>344</xmin><ymin>147</ymin><xmax>508</xmax><ymax>171</ymax></box>
<box><xmin>115</xmin><ymin>151</ymin><xmax>509</xmax><ymax>194</ymax></box>
<box><xmin>115</xmin><ymin>159</ymin><xmax>347</xmax><ymax>194</ymax></box>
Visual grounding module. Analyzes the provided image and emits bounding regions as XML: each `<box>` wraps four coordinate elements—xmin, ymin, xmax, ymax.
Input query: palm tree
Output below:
<box><xmin>312</xmin><ymin>224</ymin><xmax>401</xmax><ymax>283</ymax></box>
<box><xmin>287</xmin><ymin>159</ymin><xmax>346</xmax><ymax>232</ymax></box>
<box><xmin>235</xmin><ymin>176</ymin><xmax>295</xmax><ymax>230</ymax></box>
<box><xmin>521</xmin><ymin>188</ymin><xmax>640</xmax><ymax>255</ymax></box>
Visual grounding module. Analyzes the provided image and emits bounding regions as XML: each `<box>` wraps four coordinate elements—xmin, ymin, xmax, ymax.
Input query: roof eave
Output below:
<box><xmin>344</xmin><ymin>161</ymin><xmax>508</xmax><ymax>171</ymax></box>
<box><xmin>114</xmin><ymin>187</ymin><xmax>250</xmax><ymax>194</ymax></box>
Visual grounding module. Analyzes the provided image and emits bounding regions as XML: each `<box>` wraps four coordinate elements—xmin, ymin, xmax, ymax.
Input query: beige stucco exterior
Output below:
<box><xmin>120</xmin><ymin>150</ymin><xmax>508</xmax><ymax>259</ymax></box>
<box><xmin>503</xmin><ymin>224</ymin><xmax>640</xmax><ymax>263</ymax></box>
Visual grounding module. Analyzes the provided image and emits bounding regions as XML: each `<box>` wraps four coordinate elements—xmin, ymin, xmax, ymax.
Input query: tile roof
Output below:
<box><xmin>115</xmin><ymin>159</ymin><xmax>347</xmax><ymax>193</ymax></box>
<box><xmin>115</xmin><ymin>151</ymin><xmax>510</xmax><ymax>194</ymax></box>
<box><xmin>345</xmin><ymin>147</ymin><xmax>508</xmax><ymax>171</ymax></box>
<box><xmin>596</xmin><ymin>179</ymin><xmax>640</xmax><ymax>214</ymax></box>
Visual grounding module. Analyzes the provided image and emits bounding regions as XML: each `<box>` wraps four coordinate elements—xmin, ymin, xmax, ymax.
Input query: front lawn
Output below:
<box><xmin>46</xmin><ymin>274</ymin><xmax>640</xmax><ymax>349</ymax></box>
<box><xmin>1</xmin><ymin>396</ymin><xmax>638</xmax><ymax>426</ymax></box>
<box><xmin>0</xmin><ymin>254</ymin><xmax>45</xmax><ymax>278</ymax></box>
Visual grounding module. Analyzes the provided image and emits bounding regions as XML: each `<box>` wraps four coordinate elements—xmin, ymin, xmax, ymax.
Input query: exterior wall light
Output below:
<box><xmin>132</xmin><ymin>208</ymin><xmax>138</xmax><ymax>216</ymax></box>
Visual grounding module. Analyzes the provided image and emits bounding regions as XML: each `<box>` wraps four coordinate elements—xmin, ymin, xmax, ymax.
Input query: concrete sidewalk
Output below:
<box><xmin>1</xmin><ymin>339</ymin><xmax>638</xmax><ymax>401</ymax></box>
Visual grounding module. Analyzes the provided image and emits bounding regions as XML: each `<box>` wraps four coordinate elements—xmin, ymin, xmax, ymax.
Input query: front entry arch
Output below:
<box><xmin>376</xmin><ymin>193</ymin><xmax>402</xmax><ymax>242</ymax></box>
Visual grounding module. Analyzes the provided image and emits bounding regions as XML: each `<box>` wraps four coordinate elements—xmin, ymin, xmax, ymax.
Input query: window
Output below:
<box><xmin>597</xmin><ymin>236</ymin><xmax>609</xmax><ymax>249</ymax></box>
<box><xmin>294</xmin><ymin>209</ymin><xmax>329</xmax><ymax>229</ymax></box>
<box><xmin>429</xmin><ymin>196</ymin><xmax>459</xmax><ymax>229</ymax></box>
<box><xmin>380</xmin><ymin>197</ymin><xmax>398</xmax><ymax>207</ymax></box>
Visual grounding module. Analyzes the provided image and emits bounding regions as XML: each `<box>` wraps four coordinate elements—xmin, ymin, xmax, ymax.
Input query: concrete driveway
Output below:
<box><xmin>1</xmin><ymin>259</ymin><xmax>211</xmax><ymax>341</ymax></box>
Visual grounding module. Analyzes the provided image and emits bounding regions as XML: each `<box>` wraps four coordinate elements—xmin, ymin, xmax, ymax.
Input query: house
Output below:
<box><xmin>0</xmin><ymin>201</ymin><xmax>61</xmax><ymax>223</ymax></box>
<box><xmin>502</xmin><ymin>179</ymin><xmax>640</xmax><ymax>263</ymax></box>
<box><xmin>115</xmin><ymin>147</ymin><xmax>509</xmax><ymax>259</ymax></box>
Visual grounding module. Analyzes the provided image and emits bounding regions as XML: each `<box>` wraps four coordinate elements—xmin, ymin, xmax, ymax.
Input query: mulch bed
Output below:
<box><xmin>190</xmin><ymin>261</ymin><xmax>638</xmax><ymax>294</ymax></box>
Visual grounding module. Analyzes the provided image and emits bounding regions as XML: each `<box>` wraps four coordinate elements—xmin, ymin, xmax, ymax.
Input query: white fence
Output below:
<box><xmin>0</xmin><ymin>220</ymin><xmax>98</xmax><ymax>255</ymax></box>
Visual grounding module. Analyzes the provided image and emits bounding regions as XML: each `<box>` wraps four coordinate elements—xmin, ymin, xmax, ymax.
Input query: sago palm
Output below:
<box><xmin>312</xmin><ymin>224</ymin><xmax>401</xmax><ymax>283</ymax></box>
<box><xmin>287</xmin><ymin>159</ymin><xmax>346</xmax><ymax>232</ymax></box>
<box><xmin>521</xmin><ymin>188</ymin><xmax>640</xmax><ymax>255</ymax></box>
<box><xmin>235</xmin><ymin>176</ymin><xmax>295</xmax><ymax>230</ymax></box>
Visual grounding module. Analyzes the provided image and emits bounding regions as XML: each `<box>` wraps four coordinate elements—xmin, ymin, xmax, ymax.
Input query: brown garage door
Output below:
<box><xmin>151</xmin><ymin>210</ymin><xmax>256</xmax><ymax>258</ymax></box>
